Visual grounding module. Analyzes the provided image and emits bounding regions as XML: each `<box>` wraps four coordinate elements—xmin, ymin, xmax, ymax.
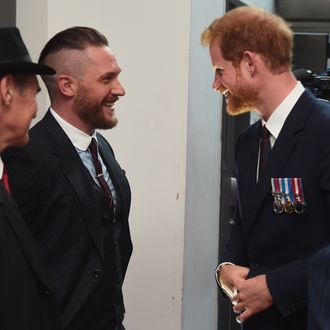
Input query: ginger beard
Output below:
<box><xmin>223</xmin><ymin>71</ymin><xmax>258</xmax><ymax>116</ymax></box>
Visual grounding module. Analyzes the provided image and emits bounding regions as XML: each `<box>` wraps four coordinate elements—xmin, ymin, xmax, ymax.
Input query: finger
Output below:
<box><xmin>233</xmin><ymin>302</ymin><xmax>246</xmax><ymax>314</ymax></box>
<box><xmin>236</xmin><ymin>307</ymin><xmax>253</xmax><ymax>324</ymax></box>
<box><xmin>236</xmin><ymin>315</ymin><xmax>243</xmax><ymax>324</ymax></box>
<box><xmin>231</xmin><ymin>294</ymin><xmax>240</xmax><ymax>306</ymax></box>
<box><xmin>236</xmin><ymin>315</ymin><xmax>244</xmax><ymax>324</ymax></box>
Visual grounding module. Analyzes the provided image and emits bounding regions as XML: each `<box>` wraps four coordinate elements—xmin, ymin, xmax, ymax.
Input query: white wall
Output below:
<box><xmin>182</xmin><ymin>0</ymin><xmax>224</xmax><ymax>329</ymax></box>
<box><xmin>16</xmin><ymin>0</ymin><xmax>49</xmax><ymax>125</ymax></box>
<box><xmin>17</xmin><ymin>0</ymin><xmax>223</xmax><ymax>329</ymax></box>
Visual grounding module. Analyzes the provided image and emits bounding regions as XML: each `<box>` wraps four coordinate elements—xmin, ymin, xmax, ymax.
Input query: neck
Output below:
<box><xmin>256</xmin><ymin>71</ymin><xmax>297</xmax><ymax>121</ymax></box>
<box><xmin>50</xmin><ymin>101</ymin><xmax>93</xmax><ymax>135</ymax></box>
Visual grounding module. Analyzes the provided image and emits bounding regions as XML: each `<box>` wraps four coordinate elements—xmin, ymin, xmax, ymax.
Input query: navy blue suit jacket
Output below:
<box><xmin>308</xmin><ymin>244</ymin><xmax>330</xmax><ymax>330</ymax></box>
<box><xmin>3</xmin><ymin>110</ymin><xmax>132</xmax><ymax>328</ymax></box>
<box><xmin>220</xmin><ymin>90</ymin><xmax>330</xmax><ymax>330</ymax></box>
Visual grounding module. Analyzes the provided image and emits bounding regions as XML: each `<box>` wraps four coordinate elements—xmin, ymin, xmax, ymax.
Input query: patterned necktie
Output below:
<box><xmin>88</xmin><ymin>138</ymin><xmax>113</xmax><ymax>208</ymax></box>
<box><xmin>259</xmin><ymin>125</ymin><xmax>271</xmax><ymax>176</ymax></box>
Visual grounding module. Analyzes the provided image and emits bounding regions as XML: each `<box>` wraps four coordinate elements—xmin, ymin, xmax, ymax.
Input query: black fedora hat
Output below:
<box><xmin>0</xmin><ymin>27</ymin><xmax>55</xmax><ymax>75</ymax></box>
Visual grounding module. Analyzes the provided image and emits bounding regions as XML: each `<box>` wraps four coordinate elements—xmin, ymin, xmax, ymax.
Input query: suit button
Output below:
<box><xmin>42</xmin><ymin>289</ymin><xmax>51</xmax><ymax>297</ymax></box>
<box><xmin>93</xmin><ymin>269</ymin><xmax>102</xmax><ymax>279</ymax></box>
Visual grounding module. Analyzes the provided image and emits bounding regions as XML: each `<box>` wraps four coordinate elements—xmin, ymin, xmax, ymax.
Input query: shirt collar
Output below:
<box><xmin>0</xmin><ymin>157</ymin><xmax>3</xmax><ymax>178</ymax></box>
<box><xmin>50</xmin><ymin>108</ymin><xmax>97</xmax><ymax>151</ymax></box>
<box><xmin>263</xmin><ymin>81</ymin><xmax>305</xmax><ymax>139</ymax></box>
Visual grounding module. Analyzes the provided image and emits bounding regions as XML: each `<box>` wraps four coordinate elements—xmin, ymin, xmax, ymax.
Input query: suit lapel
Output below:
<box><xmin>0</xmin><ymin>183</ymin><xmax>51</xmax><ymax>289</ymax></box>
<box><xmin>237</xmin><ymin>121</ymin><xmax>259</xmax><ymax>231</ymax></box>
<box><xmin>97</xmin><ymin>135</ymin><xmax>130</xmax><ymax>217</ymax></box>
<box><xmin>242</xmin><ymin>122</ymin><xmax>259</xmax><ymax>193</ymax></box>
<box><xmin>42</xmin><ymin>111</ymin><xmax>104</xmax><ymax>256</ymax></box>
<box><xmin>243</xmin><ymin>91</ymin><xmax>315</xmax><ymax>234</ymax></box>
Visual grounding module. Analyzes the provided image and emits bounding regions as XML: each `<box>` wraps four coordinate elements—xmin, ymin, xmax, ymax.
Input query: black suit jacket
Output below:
<box><xmin>308</xmin><ymin>244</ymin><xmax>330</xmax><ymax>330</ymax></box>
<box><xmin>221</xmin><ymin>90</ymin><xmax>330</xmax><ymax>329</ymax></box>
<box><xmin>0</xmin><ymin>181</ymin><xmax>61</xmax><ymax>330</ymax></box>
<box><xmin>3</xmin><ymin>111</ymin><xmax>132</xmax><ymax>328</ymax></box>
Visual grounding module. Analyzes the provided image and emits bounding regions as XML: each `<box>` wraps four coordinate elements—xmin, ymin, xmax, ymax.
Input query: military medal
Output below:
<box><xmin>271</xmin><ymin>177</ymin><xmax>306</xmax><ymax>215</ymax></box>
<box><xmin>293</xmin><ymin>177</ymin><xmax>306</xmax><ymax>214</ymax></box>
<box><xmin>273</xmin><ymin>196</ymin><xmax>284</xmax><ymax>214</ymax></box>
<box><xmin>283</xmin><ymin>178</ymin><xmax>294</xmax><ymax>214</ymax></box>
<box><xmin>294</xmin><ymin>200</ymin><xmax>305</xmax><ymax>214</ymax></box>
<box><xmin>271</xmin><ymin>178</ymin><xmax>284</xmax><ymax>214</ymax></box>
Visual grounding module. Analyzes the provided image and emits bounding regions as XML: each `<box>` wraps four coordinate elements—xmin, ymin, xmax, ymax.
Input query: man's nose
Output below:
<box><xmin>112</xmin><ymin>79</ymin><xmax>125</xmax><ymax>96</ymax></box>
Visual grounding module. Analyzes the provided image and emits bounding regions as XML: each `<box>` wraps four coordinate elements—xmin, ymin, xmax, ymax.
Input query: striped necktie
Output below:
<box><xmin>88</xmin><ymin>138</ymin><xmax>113</xmax><ymax>208</ymax></box>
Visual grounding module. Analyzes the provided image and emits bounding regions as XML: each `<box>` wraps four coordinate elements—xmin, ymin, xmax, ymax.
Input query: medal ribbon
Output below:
<box><xmin>271</xmin><ymin>177</ymin><xmax>284</xmax><ymax>214</ymax></box>
<box><xmin>286</xmin><ymin>178</ymin><xmax>295</xmax><ymax>204</ymax></box>
<box><xmin>284</xmin><ymin>178</ymin><xmax>289</xmax><ymax>202</ymax></box>
<box><xmin>271</xmin><ymin>178</ymin><xmax>276</xmax><ymax>195</ymax></box>
<box><xmin>293</xmin><ymin>177</ymin><xmax>305</xmax><ymax>204</ymax></box>
<box><xmin>279</xmin><ymin>178</ymin><xmax>286</xmax><ymax>204</ymax></box>
<box><xmin>297</xmin><ymin>178</ymin><xmax>305</xmax><ymax>204</ymax></box>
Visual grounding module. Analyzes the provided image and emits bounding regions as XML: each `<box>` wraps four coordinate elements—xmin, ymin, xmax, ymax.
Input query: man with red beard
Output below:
<box><xmin>3</xmin><ymin>27</ymin><xmax>132</xmax><ymax>330</ymax></box>
<box><xmin>202</xmin><ymin>6</ymin><xmax>330</xmax><ymax>330</ymax></box>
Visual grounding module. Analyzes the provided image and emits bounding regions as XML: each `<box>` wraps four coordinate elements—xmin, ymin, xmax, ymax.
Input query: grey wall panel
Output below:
<box><xmin>276</xmin><ymin>0</ymin><xmax>330</xmax><ymax>21</ymax></box>
<box><xmin>0</xmin><ymin>0</ymin><xmax>16</xmax><ymax>27</ymax></box>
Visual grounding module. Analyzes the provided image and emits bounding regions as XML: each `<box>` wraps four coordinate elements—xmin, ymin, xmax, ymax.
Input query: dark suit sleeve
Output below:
<box><xmin>2</xmin><ymin>146</ymin><xmax>44</xmax><ymax>227</ymax></box>
<box><xmin>266</xmin><ymin>258</ymin><xmax>310</xmax><ymax>317</ymax></box>
<box><xmin>308</xmin><ymin>245</ymin><xmax>330</xmax><ymax>330</ymax></box>
<box><xmin>220</xmin><ymin>203</ymin><xmax>249</xmax><ymax>266</ymax></box>
<box><xmin>0</xmin><ymin>184</ymin><xmax>61</xmax><ymax>330</ymax></box>
<box><xmin>219</xmin><ymin>134</ymin><xmax>249</xmax><ymax>266</ymax></box>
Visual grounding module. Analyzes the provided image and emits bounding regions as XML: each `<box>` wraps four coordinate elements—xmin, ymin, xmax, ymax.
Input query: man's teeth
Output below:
<box><xmin>104</xmin><ymin>102</ymin><xmax>114</xmax><ymax>108</ymax></box>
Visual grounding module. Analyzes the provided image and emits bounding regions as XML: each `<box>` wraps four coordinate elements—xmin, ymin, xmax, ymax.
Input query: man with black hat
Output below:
<box><xmin>0</xmin><ymin>27</ymin><xmax>61</xmax><ymax>330</ymax></box>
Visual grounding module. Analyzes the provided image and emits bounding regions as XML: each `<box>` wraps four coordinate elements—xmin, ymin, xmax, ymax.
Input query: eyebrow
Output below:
<box><xmin>215</xmin><ymin>66</ymin><xmax>224</xmax><ymax>71</ymax></box>
<box><xmin>214</xmin><ymin>67</ymin><xmax>224</xmax><ymax>75</ymax></box>
<box><xmin>99</xmin><ymin>70</ymin><xmax>121</xmax><ymax>80</ymax></box>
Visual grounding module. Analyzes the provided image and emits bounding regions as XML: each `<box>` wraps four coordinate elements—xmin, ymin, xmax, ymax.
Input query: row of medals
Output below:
<box><xmin>271</xmin><ymin>178</ymin><xmax>306</xmax><ymax>214</ymax></box>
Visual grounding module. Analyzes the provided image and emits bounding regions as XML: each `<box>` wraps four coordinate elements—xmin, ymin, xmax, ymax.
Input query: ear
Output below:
<box><xmin>241</xmin><ymin>51</ymin><xmax>257</xmax><ymax>76</ymax></box>
<box><xmin>0</xmin><ymin>75</ymin><xmax>14</xmax><ymax>106</ymax></box>
<box><xmin>57</xmin><ymin>75</ymin><xmax>77</xmax><ymax>97</ymax></box>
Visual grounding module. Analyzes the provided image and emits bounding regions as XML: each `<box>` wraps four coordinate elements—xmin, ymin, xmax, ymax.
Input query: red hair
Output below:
<box><xmin>201</xmin><ymin>6</ymin><xmax>293</xmax><ymax>74</ymax></box>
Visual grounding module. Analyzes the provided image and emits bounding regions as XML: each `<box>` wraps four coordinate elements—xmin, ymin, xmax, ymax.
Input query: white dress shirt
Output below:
<box><xmin>50</xmin><ymin>108</ymin><xmax>117</xmax><ymax>206</ymax></box>
<box><xmin>257</xmin><ymin>82</ymin><xmax>305</xmax><ymax>180</ymax></box>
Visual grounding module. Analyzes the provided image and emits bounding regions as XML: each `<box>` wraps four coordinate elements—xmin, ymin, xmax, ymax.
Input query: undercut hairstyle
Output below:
<box><xmin>38</xmin><ymin>26</ymin><xmax>109</xmax><ymax>65</ymax></box>
<box><xmin>201</xmin><ymin>6</ymin><xmax>293</xmax><ymax>74</ymax></box>
<box><xmin>38</xmin><ymin>26</ymin><xmax>109</xmax><ymax>99</ymax></box>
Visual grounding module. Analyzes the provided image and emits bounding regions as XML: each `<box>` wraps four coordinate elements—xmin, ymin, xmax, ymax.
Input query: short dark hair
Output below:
<box><xmin>39</xmin><ymin>26</ymin><xmax>109</xmax><ymax>64</ymax></box>
<box><xmin>0</xmin><ymin>74</ymin><xmax>29</xmax><ymax>96</ymax></box>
